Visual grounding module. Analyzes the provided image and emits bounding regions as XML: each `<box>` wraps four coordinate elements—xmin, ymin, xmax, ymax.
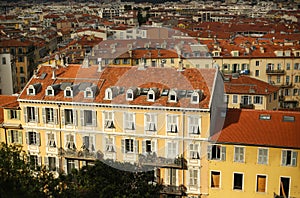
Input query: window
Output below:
<box><xmin>284</xmin><ymin>89</ymin><xmax>290</xmax><ymax>96</ymax></box>
<box><xmin>122</xmin><ymin>139</ymin><xmax>137</xmax><ymax>153</ymax></box>
<box><xmin>257</xmin><ymin>148</ymin><xmax>268</xmax><ymax>164</ymax></box>
<box><xmin>255</xmin><ymin>70</ymin><xmax>259</xmax><ymax>77</ymax></box>
<box><xmin>294</xmin><ymin>63</ymin><xmax>299</xmax><ymax>70</ymax></box>
<box><xmin>167</xmin><ymin>114</ymin><xmax>178</xmax><ymax>133</ymax></box>
<box><xmin>64</xmin><ymin>87</ymin><xmax>73</xmax><ymax>97</ymax></box>
<box><xmin>281</xmin><ymin>150</ymin><xmax>297</xmax><ymax>166</ymax></box>
<box><xmin>255</xmin><ymin>60</ymin><xmax>259</xmax><ymax>66</ymax></box>
<box><xmin>191</xmin><ymin>92</ymin><xmax>200</xmax><ymax>104</ymax></box>
<box><xmin>277</xmin><ymin>75</ymin><xmax>281</xmax><ymax>83</ymax></box>
<box><xmin>82</xmin><ymin>135</ymin><xmax>95</xmax><ymax>152</ymax></box>
<box><xmin>234</xmin><ymin>147</ymin><xmax>245</xmax><ymax>163</ymax></box>
<box><xmin>274</xmin><ymin>92</ymin><xmax>278</xmax><ymax>100</ymax></box>
<box><xmin>84</xmin><ymin>88</ymin><xmax>94</xmax><ymax>98</ymax></box>
<box><xmin>231</xmin><ymin>95</ymin><xmax>238</xmax><ymax>104</ymax></box>
<box><xmin>147</xmin><ymin>89</ymin><xmax>156</xmax><ymax>102</ymax></box>
<box><xmin>168</xmin><ymin>90</ymin><xmax>177</xmax><ymax>102</ymax></box>
<box><xmin>63</xmin><ymin>109</ymin><xmax>77</xmax><ymax>125</ymax></box>
<box><xmin>9</xmin><ymin>109</ymin><xmax>19</xmax><ymax>119</ymax></box>
<box><xmin>104</xmin><ymin>88</ymin><xmax>112</xmax><ymax>100</ymax></box>
<box><xmin>189</xmin><ymin>143</ymin><xmax>200</xmax><ymax>159</ymax></box>
<box><xmin>8</xmin><ymin>130</ymin><xmax>22</xmax><ymax>144</ymax></box>
<box><xmin>167</xmin><ymin>141</ymin><xmax>178</xmax><ymax>159</ymax></box>
<box><xmin>145</xmin><ymin>113</ymin><xmax>157</xmax><ymax>131</ymax></box>
<box><xmin>18</xmin><ymin>56</ymin><xmax>24</xmax><ymax>62</ymax></box>
<box><xmin>295</xmin><ymin>76</ymin><xmax>300</xmax><ymax>83</ymax></box>
<box><xmin>43</xmin><ymin>108</ymin><xmax>57</xmax><ymax>124</ymax></box>
<box><xmin>189</xmin><ymin>169</ymin><xmax>198</xmax><ymax>186</ymax></box>
<box><xmin>211</xmin><ymin>171</ymin><xmax>220</xmax><ymax>188</ymax></box>
<box><xmin>105</xmin><ymin>137</ymin><xmax>115</xmax><ymax>152</ymax></box>
<box><xmin>47</xmin><ymin>132</ymin><xmax>56</xmax><ymax>147</ymax></box>
<box><xmin>241</xmin><ymin>95</ymin><xmax>251</xmax><ymax>105</ymax></box>
<box><xmin>81</xmin><ymin>110</ymin><xmax>96</xmax><ymax>126</ymax></box>
<box><xmin>124</xmin><ymin>112</ymin><xmax>135</xmax><ymax>130</ymax></box>
<box><xmin>67</xmin><ymin>159</ymin><xmax>76</xmax><ymax>174</ymax></box>
<box><xmin>45</xmin><ymin>157</ymin><xmax>56</xmax><ymax>171</ymax></box>
<box><xmin>256</xmin><ymin>175</ymin><xmax>267</xmax><ymax>193</ymax></box>
<box><xmin>46</xmin><ymin>87</ymin><xmax>54</xmax><ymax>96</ymax></box>
<box><xmin>20</xmin><ymin>66</ymin><xmax>24</xmax><ymax>73</ymax></box>
<box><xmin>224</xmin><ymin>94</ymin><xmax>229</xmax><ymax>103</ymax></box>
<box><xmin>286</xmin><ymin>63</ymin><xmax>290</xmax><ymax>70</ymax></box>
<box><xmin>142</xmin><ymin>140</ymin><xmax>156</xmax><ymax>154</ymax></box>
<box><xmin>26</xmin><ymin>131</ymin><xmax>40</xmax><ymax>146</ymax></box>
<box><xmin>253</xmin><ymin>96</ymin><xmax>263</xmax><ymax>104</ymax></box>
<box><xmin>104</xmin><ymin>111</ymin><xmax>115</xmax><ymax>129</ymax></box>
<box><xmin>208</xmin><ymin>145</ymin><xmax>226</xmax><ymax>160</ymax></box>
<box><xmin>166</xmin><ymin>168</ymin><xmax>177</xmax><ymax>185</ymax></box>
<box><xmin>2</xmin><ymin>57</ymin><xmax>6</xmax><ymax>64</ymax></box>
<box><xmin>126</xmin><ymin>89</ymin><xmax>134</xmax><ymax>101</ymax></box>
<box><xmin>233</xmin><ymin>173</ymin><xmax>243</xmax><ymax>190</ymax></box>
<box><xmin>188</xmin><ymin>116</ymin><xmax>200</xmax><ymax>134</ymax></box>
<box><xmin>29</xmin><ymin>155</ymin><xmax>40</xmax><ymax>170</ymax></box>
<box><xmin>171</xmin><ymin>58</ymin><xmax>174</xmax><ymax>64</ymax></box>
<box><xmin>65</xmin><ymin>134</ymin><xmax>76</xmax><ymax>149</ymax></box>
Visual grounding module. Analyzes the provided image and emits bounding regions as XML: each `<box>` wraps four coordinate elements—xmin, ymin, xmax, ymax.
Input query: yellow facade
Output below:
<box><xmin>208</xmin><ymin>144</ymin><xmax>300</xmax><ymax>198</ymax></box>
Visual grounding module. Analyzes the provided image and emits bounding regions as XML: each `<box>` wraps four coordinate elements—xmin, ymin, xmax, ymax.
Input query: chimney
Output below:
<box><xmin>260</xmin><ymin>47</ymin><xmax>264</xmax><ymax>53</ymax></box>
<box><xmin>51</xmin><ymin>61</ymin><xmax>57</xmax><ymax>79</ymax></box>
<box><xmin>82</xmin><ymin>56</ymin><xmax>89</xmax><ymax>68</ymax></box>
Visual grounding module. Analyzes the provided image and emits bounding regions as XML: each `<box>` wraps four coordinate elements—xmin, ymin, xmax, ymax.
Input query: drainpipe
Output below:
<box><xmin>58</xmin><ymin>104</ymin><xmax>63</xmax><ymax>172</ymax></box>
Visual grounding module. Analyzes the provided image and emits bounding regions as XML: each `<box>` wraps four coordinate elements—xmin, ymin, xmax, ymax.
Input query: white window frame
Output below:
<box><xmin>7</xmin><ymin>130</ymin><xmax>23</xmax><ymax>144</ymax></box>
<box><xmin>207</xmin><ymin>144</ymin><xmax>226</xmax><ymax>161</ymax></box>
<box><xmin>281</xmin><ymin>150</ymin><xmax>297</xmax><ymax>167</ymax></box>
<box><xmin>189</xmin><ymin>143</ymin><xmax>200</xmax><ymax>159</ymax></box>
<box><xmin>104</xmin><ymin>88</ymin><xmax>112</xmax><ymax>100</ymax></box>
<box><xmin>167</xmin><ymin>114</ymin><xmax>179</xmax><ymax>133</ymax></box>
<box><xmin>26</xmin><ymin>131</ymin><xmax>40</xmax><ymax>146</ymax></box>
<box><xmin>64</xmin><ymin>87</ymin><xmax>73</xmax><ymax>98</ymax></box>
<box><xmin>46</xmin><ymin>132</ymin><xmax>56</xmax><ymax>148</ymax></box>
<box><xmin>256</xmin><ymin>174</ymin><xmax>267</xmax><ymax>193</ymax></box>
<box><xmin>65</xmin><ymin>133</ymin><xmax>76</xmax><ymax>150</ymax></box>
<box><xmin>168</xmin><ymin>89</ymin><xmax>177</xmax><ymax>103</ymax></box>
<box><xmin>188</xmin><ymin>116</ymin><xmax>201</xmax><ymax>135</ymax></box>
<box><xmin>253</xmin><ymin>96</ymin><xmax>263</xmax><ymax>104</ymax></box>
<box><xmin>27</xmin><ymin>85</ymin><xmax>36</xmax><ymax>95</ymax></box>
<box><xmin>84</xmin><ymin>87</ymin><xmax>94</xmax><ymax>98</ymax></box>
<box><xmin>232</xmin><ymin>95</ymin><xmax>238</xmax><ymax>104</ymax></box>
<box><xmin>234</xmin><ymin>146</ymin><xmax>245</xmax><ymax>163</ymax></box>
<box><xmin>210</xmin><ymin>170</ymin><xmax>221</xmax><ymax>188</ymax></box>
<box><xmin>126</xmin><ymin>89</ymin><xmax>134</xmax><ymax>101</ymax></box>
<box><xmin>166</xmin><ymin>141</ymin><xmax>178</xmax><ymax>159</ymax></box>
<box><xmin>190</xmin><ymin>92</ymin><xmax>199</xmax><ymax>104</ymax></box>
<box><xmin>42</xmin><ymin>107</ymin><xmax>57</xmax><ymax>124</ymax></box>
<box><xmin>233</xmin><ymin>172</ymin><xmax>244</xmax><ymax>191</ymax></box>
<box><xmin>45</xmin><ymin>86</ymin><xmax>54</xmax><ymax>96</ymax></box>
<box><xmin>257</xmin><ymin>148</ymin><xmax>268</xmax><ymax>165</ymax></box>
<box><xmin>145</xmin><ymin>113</ymin><xmax>157</xmax><ymax>132</ymax></box>
<box><xmin>104</xmin><ymin>111</ymin><xmax>115</xmax><ymax>129</ymax></box>
<box><xmin>82</xmin><ymin>135</ymin><xmax>95</xmax><ymax>152</ymax></box>
<box><xmin>122</xmin><ymin>138</ymin><xmax>138</xmax><ymax>153</ymax></box>
<box><xmin>105</xmin><ymin>136</ymin><xmax>115</xmax><ymax>152</ymax></box>
<box><xmin>142</xmin><ymin>139</ymin><xmax>156</xmax><ymax>154</ymax></box>
<box><xmin>147</xmin><ymin>89</ymin><xmax>155</xmax><ymax>102</ymax></box>
<box><xmin>81</xmin><ymin>110</ymin><xmax>97</xmax><ymax>126</ymax></box>
<box><xmin>44</xmin><ymin>156</ymin><xmax>57</xmax><ymax>171</ymax></box>
<box><xmin>189</xmin><ymin>168</ymin><xmax>199</xmax><ymax>187</ymax></box>
<box><xmin>24</xmin><ymin>106</ymin><xmax>38</xmax><ymax>123</ymax></box>
<box><xmin>124</xmin><ymin>112</ymin><xmax>135</xmax><ymax>130</ymax></box>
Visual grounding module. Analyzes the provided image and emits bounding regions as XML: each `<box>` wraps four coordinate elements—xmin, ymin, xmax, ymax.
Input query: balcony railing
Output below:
<box><xmin>160</xmin><ymin>185</ymin><xmax>187</xmax><ymax>196</ymax></box>
<box><xmin>59</xmin><ymin>148</ymin><xmax>103</xmax><ymax>161</ymax></box>
<box><xmin>280</xmin><ymin>83</ymin><xmax>293</xmax><ymax>88</ymax></box>
<box><xmin>138</xmin><ymin>153</ymin><xmax>187</xmax><ymax>169</ymax></box>
<box><xmin>240</xmin><ymin>103</ymin><xmax>254</xmax><ymax>109</ymax></box>
<box><xmin>266</xmin><ymin>69</ymin><xmax>285</xmax><ymax>75</ymax></box>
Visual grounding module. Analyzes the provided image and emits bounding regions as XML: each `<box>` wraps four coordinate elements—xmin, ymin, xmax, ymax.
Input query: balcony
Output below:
<box><xmin>240</xmin><ymin>103</ymin><xmax>254</xmax><ymax>109</ymax></box>
<box><xmin>280</xmin><ymin>83</ymin><xmax>294</xmax><ymax>88</ymax></box>
<box><xmin>59</xmin><ymin>148</ymin><xmax>103</xmax><ymax>161</ymax></box>
<box><xmin>266</xmin><ymin>69</ymin><xmax>285</xmax><ymax>75</ymax></box>
<box><xmin>138</xmin><ymin>153</ymin><xmax>187</xmax><ymax>169</ymax></box>
<box><xmin>160</xmin><ymin>185</ymin><xmax>187</xmax><ymax>196</ymax></box>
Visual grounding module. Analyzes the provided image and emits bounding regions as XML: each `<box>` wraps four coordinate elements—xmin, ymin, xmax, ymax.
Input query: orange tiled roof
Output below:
<box><xmin>0</xmin><ymin>95</ymin><xmax>19</xmax><ymax>123</ymax></box>
<box><xmin>225</xmin><ymin>75</ymin><xmax>279</xmax><ymax>95</ymax></box>
<box><xmin>211</xmin><ymin>108</ymin><xmax>300</xmax><ymax>149</ymax></box>
<box><xmin>18</xmin><ymin>64</ymin><xmax>217</xmax><ymax>109</ymax></box>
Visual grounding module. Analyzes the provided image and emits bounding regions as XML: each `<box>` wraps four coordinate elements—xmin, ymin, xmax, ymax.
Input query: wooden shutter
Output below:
<box><xmin>25</xmin><ymin>132</ymin><xmax>29</xmax><ymax>144</ymax></box>
<box><xmin>7</xmin><ymin>130</ymin><xmax>12</xmax><ymax>143</ymax></box>
<box><xmin>7</xmin><ymin>110</ymin><xmax>10</xmax><ymax>120</ymax></box>
<box><xmin>207</xmin><ymin>145</ymin><xmax>212</xmax><ymax>160</ymax></box>
<box><xmin>151</xmin><ymin>140</ymin><xmax>156</xmax><ymax>153</ymax></box>
<box><xmin>221</xmin><ymin>146</ymin><xmax>226</xmax><ymax>160</ymax></box>
<box><xmin>37</xmin><ymin>133</ymin><xmax>41</xmax><ymax>146</ymax></box>
<box><xmin>292</xmin><ymin>151</ymin><xmax>297</xmax><ymax>166</ymax></box>
<box><xmin>34</xmin><ymin>107</ymin><xmax>39</xmax><ymax>123</ymax></box>
<box><xmin>23</xmin><ymin>107</ymin><xmax>27</xmax><ymax>122</ymax></box>
<box><xmin>18</xmin><ymin>131</ymin><xmax>23</xmax><ymax>144</ymax></box>
<box><xmin>142</xmin><ymin>140</ymin><xmax>146</xmax><ymax>153</ymax></box>
<box><xmin>134</xmin><ymin>140</ymin><xmax>139</xmax><ymax>153</ymax></box>
<box><xmin>53</xmin><ymin>109</ymin><xmax>58</xmax><ymax>125</ymax></box>
<box><xmin>61</xmin><ymin>109</ymin><xmax>65</xmax><ymax>125</ymax></box>
<box><xmin>281</xmin><ymin>150</ymin><xmax>287</xmax><ymax>166</ymax></box>
<box><xmin>80</xmin><ymin>110</ymin><xmax>85</xmax><ymax>126</ymax></box>
<box><xmin>44</xmin><ymin>156</ymin><xmax>49</xmax><ymax>170</ymax></box>
<box><xmin>92</xmin><ymin>111</ymin><xmax>97</xmax><ymax>127</ymax></box>
<box><xmin>73</xmin><ymin>110</ymin><xmax>77</xmax><ymax>126</ymax></box>
<box><xmin>121</xmin><ymin>139</ymin><xmax>125</xmax><ymax>153</ymax></box>
<box><xmin>257</xmin><ymin>176</ymin><xmax>266</xmax><ymax>192</ymax></box>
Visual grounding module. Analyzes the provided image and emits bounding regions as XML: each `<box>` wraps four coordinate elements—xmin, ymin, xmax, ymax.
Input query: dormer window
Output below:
<box><xmin>168</xmin><ymin>90</ymin><xmax>177</xmax><ymax>103</ymax></box>
<box><xmin>28</xmin><ymin>87</ymin><xmax>35</xmax><ymax>95</ymax></box>
<box><xmin>27</xmin><ymin>83</ymin><xmax>41</xmax><ymax>96</ymax></box>
<box><xmin>147</xmin><ymin>88</ymin><xmax>158</xmax><ymax>102</ymax></box>
<box><xmin>46</xmin><ymin>86</ymin><xmax>54</xmax><ymax>96</ymax></box>
<box><xmin>126</xmin><ymin>87</ymin><xmax>138</xmax><ymax>101</ymax></box>
<box><xmin>191</xmin><ymin>91</ymin><xmax>200</xmax><ymax>104</ymax></box>
<box><xmin>64</xmin><ymin>87</ymin><xmax>73</xmax><ymax>98</ymax></box>
<box><xmin>104</xmin><ymin>88</ymin><xmax>113</xmax><ymax>100</ymax></box>
<box><xmin>84</xmin><ymin>87</ymin><xmax>96</xmax><ymax>98</ymax></box>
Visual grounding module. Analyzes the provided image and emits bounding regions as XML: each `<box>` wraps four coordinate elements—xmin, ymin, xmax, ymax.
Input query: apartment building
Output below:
<box><xmin>224</xmin><ymin>74</ymin><xmax>280</xmax><ymax>110</ymax></box>
<box><xmin>0</xmin><ymin>53</ymin><xmax>17</xmax><ymax>95</ymax></box>
<box><xmin>15</xmin><ymin>63</ymin><xmax>225</xmax><ymax>197</ymax></box>
<box><xmin>208</xmin><ymin>109</ymin><xmax>300</xmax><ymax>198</ymax></box>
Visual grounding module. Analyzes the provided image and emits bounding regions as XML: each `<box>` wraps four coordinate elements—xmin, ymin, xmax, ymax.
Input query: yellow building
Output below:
<box><xmin>208</xmin><ymin>108</ymin><xmax>300</xmax><ymax>198</ymax></box>
<box><xmin>15</xmin><ymin>63</ymin><xmax>225</xmax><ymax>197</ymax></box>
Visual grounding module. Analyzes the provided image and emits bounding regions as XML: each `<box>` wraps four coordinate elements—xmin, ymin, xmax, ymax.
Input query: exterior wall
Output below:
<box><xmin>208</xmin><ymin>144</ymin><xmax>300</xmax><ymax>198</ymax></box>
<box><xmin>0</xmin><ymin>53</ymin><xmax>15</xmax><ymax>95</ymax></box>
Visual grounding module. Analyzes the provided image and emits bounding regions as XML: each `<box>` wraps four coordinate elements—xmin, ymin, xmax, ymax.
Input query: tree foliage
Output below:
<box><xmin>0</xmin><ymin>143</ymin><xmax>161</xmax><ymax>198</ymax></box>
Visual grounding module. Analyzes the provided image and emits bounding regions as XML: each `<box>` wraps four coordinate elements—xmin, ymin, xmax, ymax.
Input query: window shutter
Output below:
<box><xmin>282</xmin><ymin>150</ymin><xmax>287</xmax><ymax>166</ymax></box>
<box><xmin>17</xmin><ymin>110</ymin><xmax>20</xmax><ymax>120</ymax></box>
<box><xmin>25</xmin><ymin>132</ymin><xmax>29</xmax><ymax>144</ymax></box>
<box><xmin>151</xmin><ymin>140</ymin><xmax>156</xmax><ymax>153</ymax></box>
<box><xmin>90</xmin><ymin>136</ymin><xmax>95</xmax><ymax>151</ymax></box>
<box><xmin>73</xmin><ymin>110</ymin><xmax>77</xmax><ymax>126</ymax></box>
<box><xmin>121</xmin><ymin>139</ymin><xmax>125</xmax><ymax>153</ymax></box>
<box><xmin>80</xmin><ymin>110</ymin><xmax>85</xmax><ymax>126</ymax></box>
<box><xmin>142</xmin><ymin>140</ymin><xmax>146</xmax><ymax>153</ymax></box>
<box><xmin>135</xmin><ymin>140</ymin><xmax>139</xmax><ymax>153</ymax></box>
<box><xmin>18</xmin><ymin>131</ymin><xmax>23</xmax><ymax>144</ymax></box>
<box><xmin>61</xmin><ymin>109</ymin><xmax>65</xmax><ymax>125</ymax></box>
<box><xmin>38</xmin><ymin>156</ymin><xmax>42</xmax><ymax>166</ymax></box>
<box><xmin>64</xmin><ymin>159</ymin><xmax>67</xmax><ymax>174</ymax></box>
<box><xmin>7</xmin><ymin>130</ymin><xmax>12</xmax><ymax>143</ymax></box>
<box><xmin>92</xmin><ymin>111</ymin><xmax>97</xmax><ymax>127</ymax></box>
<box><xmin>44</xmin><ymin>156</ymin><xmax>49</xmax><ymax>170</ymax></box>
<box><xmin>292</xmin><ymin>151</ymin><xmax>297</xmax><ymax>166</ymax></box>
<box><xmin>7</xmin><ymin>110</ymin><xmax>10</xmax><ymax>120</ymax></box>
<box><xmin>23</xmin><ymin>107</ymin><xmax>28</xmax><ymax>122</ymax></box>
<box><xmin>105</xmin><ymin>137</ymin><xmax>109</xmax><ymax>151</ymax></box>
<box><xmin>54</xmin><ymin>109</ymin><xmax>58</xmax><ymax>125</ymax></box>
<box><xmin>42</xmin><ymin>108</ymin><xmax>46</xmax><ymax>123</ymax></box>
<box><xmin>37</xmin><ymin>133</ymin><xmax>41</xmax><ymax>146</ymax></box>
<box><xmin>55</xmin><ymin>157</ymin><xmax>59</xmax><ymax>172</ymax></box>
<box><xmin>207</xmin><ymin>145</ymin><xmax>212</xmax><ymax>160</ymax></box>
<box><xmin>74</xmin><ymin>160</ymin><xmax>78</xmax><ymax>170</ymax></box>
<box><xmin>221</xmin><ymin>146</ymin><xmax>226</xmax><ymax>161</ymax></box>
<box><xmin>35</xmin><ymin>107</ymin><xmax>39</xmax><ymax>123</ymax></box>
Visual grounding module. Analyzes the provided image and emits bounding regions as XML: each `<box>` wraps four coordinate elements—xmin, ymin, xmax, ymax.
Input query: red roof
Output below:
<box><xmin>211</xmin><ymin>108</ymin><xmax>300</xmax><ymax>149</ymax></box>
<box><xmin>0</xmin><ymin>95</ymin><xmax>19</xmax><ymax>123</ymax></box>
<box><xmin>18</xmin><ymin>64</ymin><xmax>217</xmax><ymax>109</ymax></box>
